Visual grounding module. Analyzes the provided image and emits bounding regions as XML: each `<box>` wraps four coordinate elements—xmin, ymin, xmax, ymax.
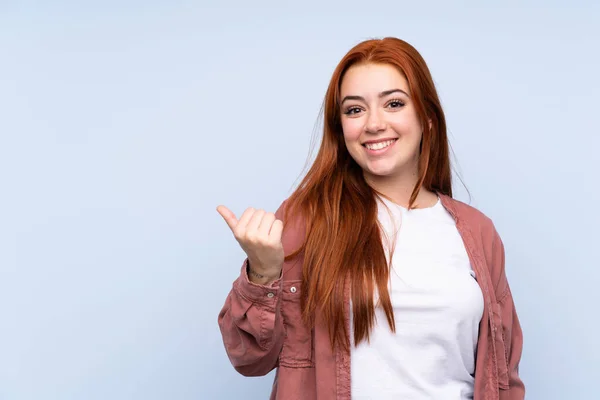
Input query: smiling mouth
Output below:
<box><xmin>362</xmin><ymin>139</ymin><xmax>398</xmax><ymax>150</ymax></box>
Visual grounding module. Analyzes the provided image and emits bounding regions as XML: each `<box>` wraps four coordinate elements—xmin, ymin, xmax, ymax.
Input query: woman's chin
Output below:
<box><xmin>364</xmin><ymin>166</ymin><xmax>398</xmax><ymax>179</ymax></box>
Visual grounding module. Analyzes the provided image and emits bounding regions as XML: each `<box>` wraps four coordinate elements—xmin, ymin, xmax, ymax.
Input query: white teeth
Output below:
<box><xmin>365</xmin><ymin>139</ymin><xmax>395</xmax><ymax>150</ymax></box>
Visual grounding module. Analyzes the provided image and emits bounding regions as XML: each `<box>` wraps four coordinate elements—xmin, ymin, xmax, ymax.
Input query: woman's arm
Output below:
<box><xmin>217</xmin><ymin>260</ymin><xmax>284</xmax><ymax>376</ymax></box>
<box><xmin>492</xmin><ymin>229</ymin><xmax>526</xmax><ymax>400</ymax></box>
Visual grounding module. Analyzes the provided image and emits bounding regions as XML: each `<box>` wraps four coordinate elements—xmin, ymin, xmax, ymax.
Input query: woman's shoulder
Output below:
<box><xmin>439</xmin><ymin>194</ymin><xmax>496</xmax><ymax>232</ymax></box>
<box><xmin>440</xmin><ymin>194</ymin><xmax>508</xmax><ymax>289</ymax></box>
<box><xmin>439</xmin><ymin>194</ymin><xmax>503</xmax><ymax>258</ymax></box>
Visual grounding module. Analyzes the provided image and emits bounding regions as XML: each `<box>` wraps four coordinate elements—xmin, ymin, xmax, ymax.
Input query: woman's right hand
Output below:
<box><xmin>216</xmin><ymin>205</ymin><xmax>284</xmax><ymax>285</ymax></box>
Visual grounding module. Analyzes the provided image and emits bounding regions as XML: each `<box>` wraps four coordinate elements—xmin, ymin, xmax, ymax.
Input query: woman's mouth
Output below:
<box><xmin>362</xmin><ymin>139</ymin><xmax>398</xmax><ymax>155</ymax></box>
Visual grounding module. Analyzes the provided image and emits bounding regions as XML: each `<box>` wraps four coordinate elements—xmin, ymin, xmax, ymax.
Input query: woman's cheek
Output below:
<box><xmin>342</xmin><ymin>120</ymin><xmax>364</xmax><ymax>141</ymax></box>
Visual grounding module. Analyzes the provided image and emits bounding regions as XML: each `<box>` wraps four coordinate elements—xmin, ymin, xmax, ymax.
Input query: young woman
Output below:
<box><xmin>217</xmin><ymin>37</ymin><xmax>524</xmax><ymax>400</ymax></box>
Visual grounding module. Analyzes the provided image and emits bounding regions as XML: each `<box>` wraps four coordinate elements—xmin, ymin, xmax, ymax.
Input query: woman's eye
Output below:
<box><xmin>388</xmin><ymin>100</ymin><xmax>405</xmax><ymax>108</ymax></box>
<box><xmin>344</xmin><ymin>107</ymin><xmax>361</xmax><ymax>115</ymax></box>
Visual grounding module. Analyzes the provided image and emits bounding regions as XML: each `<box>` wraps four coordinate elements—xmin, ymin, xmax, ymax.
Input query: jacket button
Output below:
<box><xmin>290</xmin><ymin>286</ymin><xmax>297</xmax><ymax>293</ymax></box>
<box><xmin>267</xmin><ymin>292</ymin><xmax>274</xmax><ymax>298</ymax></box>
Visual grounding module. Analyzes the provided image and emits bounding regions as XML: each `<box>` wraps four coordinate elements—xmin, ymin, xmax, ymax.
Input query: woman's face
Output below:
<box><xmin>339</xmin><ymin>63</ymin><xmax>424</xmax><ymax>183</ymax></box>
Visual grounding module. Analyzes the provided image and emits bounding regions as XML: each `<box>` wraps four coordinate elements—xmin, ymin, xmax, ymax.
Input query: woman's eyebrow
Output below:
<box><xmin>341</xmin><ymin>88</ymin><xmax>410</xmax><ymax>105</ymax></box>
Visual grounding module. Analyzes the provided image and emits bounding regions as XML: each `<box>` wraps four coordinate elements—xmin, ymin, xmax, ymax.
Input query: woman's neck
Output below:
<box><xmin>364</xmin><ymin>170</ymin><xmax>437</xmax><ymax>209</ymax></box>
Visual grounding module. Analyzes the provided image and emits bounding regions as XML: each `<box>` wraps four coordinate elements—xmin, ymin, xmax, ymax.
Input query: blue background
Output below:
<box><xmin>1</xmin><ymin>1</ymin><xmax>598</xmax><ymax>399</ymax></box>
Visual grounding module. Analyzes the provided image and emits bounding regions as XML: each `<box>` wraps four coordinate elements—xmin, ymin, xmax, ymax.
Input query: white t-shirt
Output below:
<box><xmin>350</xmin><ymin>195</ymin><xmax>485</xmax><ymax>399</ymax></box>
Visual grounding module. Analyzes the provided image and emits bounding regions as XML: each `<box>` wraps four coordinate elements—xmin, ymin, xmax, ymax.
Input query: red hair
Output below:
<box><xmin>283</xmin><ymin>37</ymin><xmax>452</xmax><ymax>351</ymax></box>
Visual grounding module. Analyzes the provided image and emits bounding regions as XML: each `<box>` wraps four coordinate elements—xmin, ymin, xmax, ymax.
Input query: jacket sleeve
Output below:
<box><xmin>492</xmin><ymin>230</ymin><xmax>526</xmax><ymax>400</ymax></box>
<box><xmin>217</xmin><ymin>200</ymin><xmax>290</xmax><ymax>377</ymax></box>
<box><xmin>217</xmin><ymin>260</ymin><xmax>285</xmax><ymax>376</ymax></box>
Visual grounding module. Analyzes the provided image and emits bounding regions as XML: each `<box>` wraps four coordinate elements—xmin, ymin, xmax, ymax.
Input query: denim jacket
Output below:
<box><xmin>218</xmin><ymin>194</ymin><xmax>525</xmax><ymax>399</ymax></box>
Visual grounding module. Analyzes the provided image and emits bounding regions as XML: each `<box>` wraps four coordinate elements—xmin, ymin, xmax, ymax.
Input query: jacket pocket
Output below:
<box><xmin>279</xmin><ymin>280</ymin><xmax>313</xmax><ymax>367</ymax></box>
<box><xmin>492</xmin><ymin>300</ymin><xmax>510</xmax><ymax>389</ymax></box>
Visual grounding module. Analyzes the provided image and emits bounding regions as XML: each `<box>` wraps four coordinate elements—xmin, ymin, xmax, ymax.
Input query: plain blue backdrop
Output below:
<box><xmin>1</xmin><ymin>1</ymin><xmax>598</xmax><ymax>399</ymax></box>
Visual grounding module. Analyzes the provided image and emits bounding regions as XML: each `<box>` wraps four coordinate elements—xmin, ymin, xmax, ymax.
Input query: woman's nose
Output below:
<box><xmin>365</xmin><ymin>109</ymin><xmax>386</xmax><ymax>133</ymax></box>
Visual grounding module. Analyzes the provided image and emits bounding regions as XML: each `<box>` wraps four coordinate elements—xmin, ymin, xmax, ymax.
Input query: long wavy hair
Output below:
<box><xmin>283</xmin><ymin>37</ymin><xmax>452</xmax><ymax>351</ymax></box>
